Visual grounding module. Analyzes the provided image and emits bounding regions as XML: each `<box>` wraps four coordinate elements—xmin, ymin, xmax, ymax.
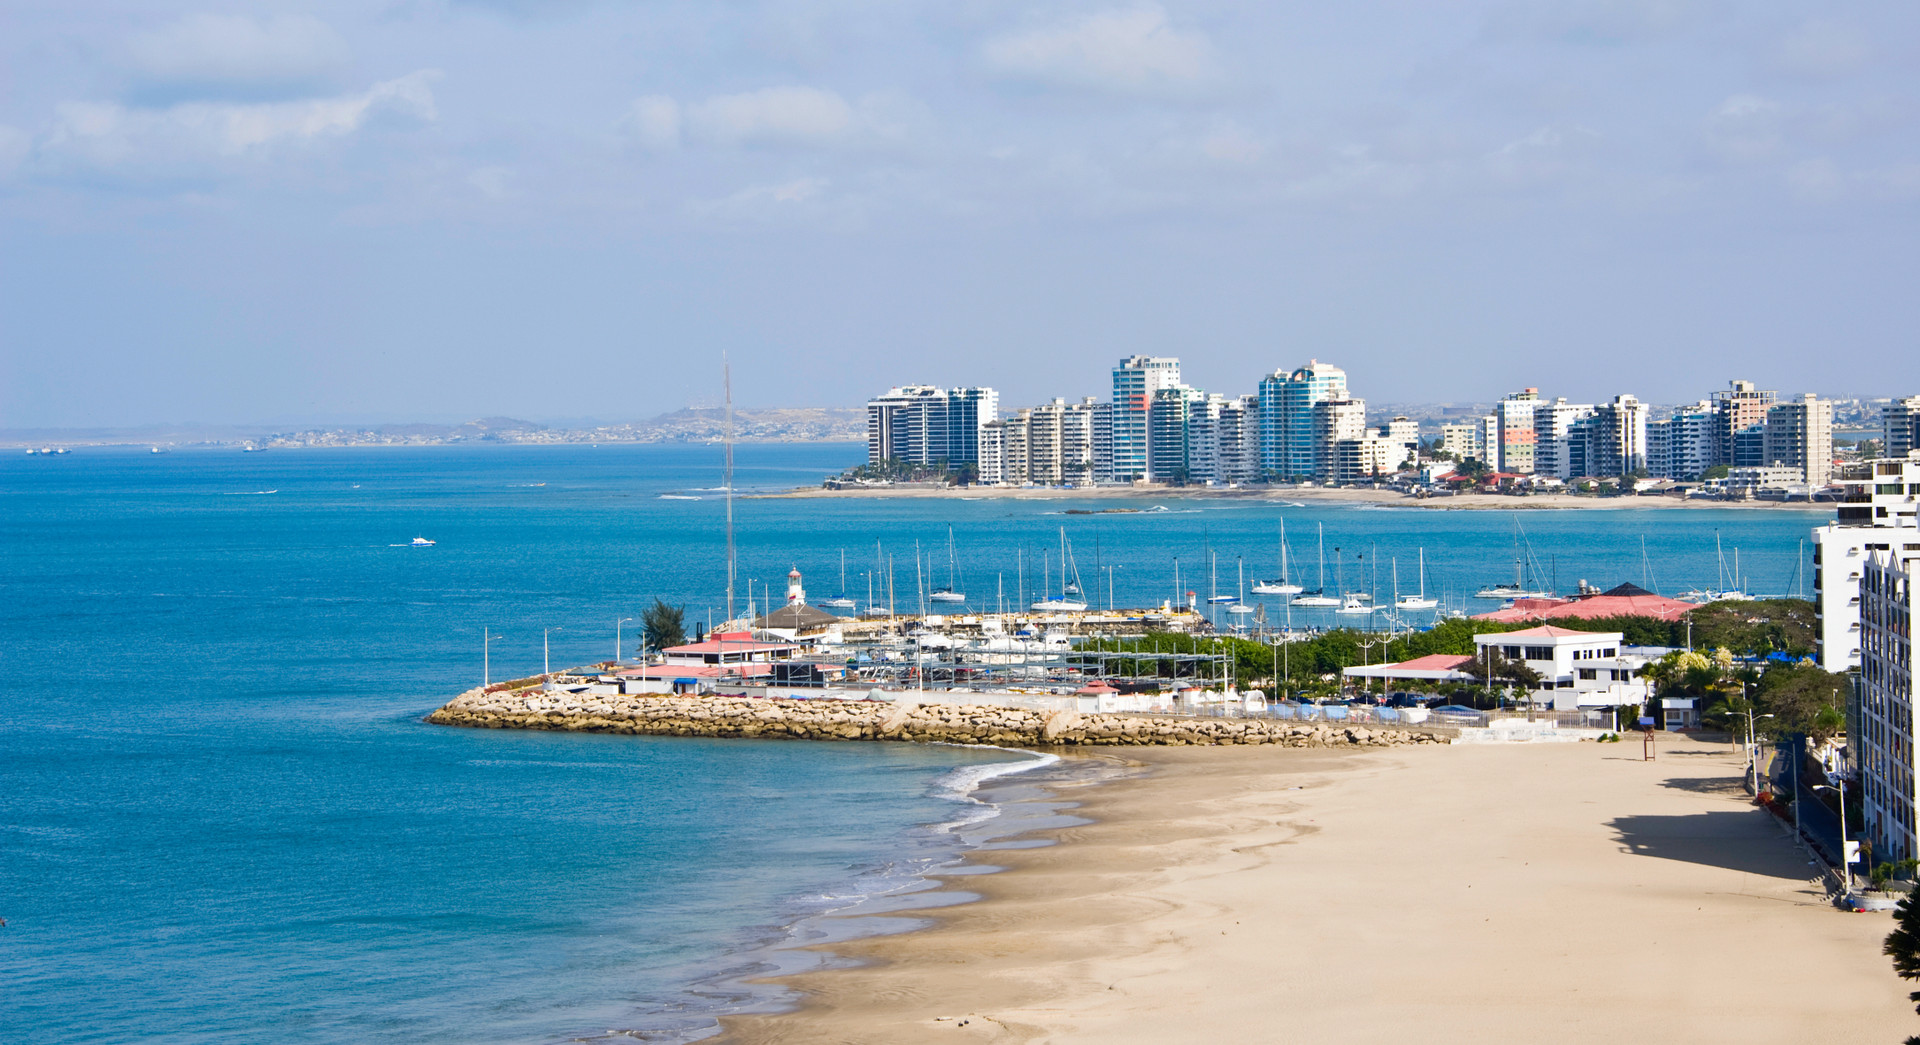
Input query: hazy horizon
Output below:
<box><xmin>4</xmin><ymin>2</ymin><xmax>1916</xmax><ymax>428</ymax></box>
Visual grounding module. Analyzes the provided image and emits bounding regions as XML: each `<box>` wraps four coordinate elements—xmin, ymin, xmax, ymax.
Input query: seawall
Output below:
<box><xmin>426</xmin><ymin>689</ymin><xmax>1448</xmax><ymax>748</ymax></box>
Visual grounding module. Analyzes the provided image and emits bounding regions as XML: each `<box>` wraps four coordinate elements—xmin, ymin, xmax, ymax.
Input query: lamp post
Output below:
<box><xmin>544</xmin><ymin>626</ymin><xmax>563</xmax><ymax>677</ymax></box>
<box><xmin>484</xmin><ymin>627</ymin><xmax>504</xmax><ymax>687</ymax></box>
<box><xmin>1744</xmin><ymin>710</ymin><xmax>1774</xmax><ymax>795</ymax></box>
<box><xmin>1814</xmin><ymin>782</ymin><xmax>1855</xmax><ymax>891</ymax></box>
<box><xmin>616</xmin><ymin>617</ymin><xmax>635</xmax><ymax>663</ymax></box>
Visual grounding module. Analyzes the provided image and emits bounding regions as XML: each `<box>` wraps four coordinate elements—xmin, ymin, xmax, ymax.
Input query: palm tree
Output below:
<box><xmin>1884</xmin><ymin>889</ymin><xmax>1920</xmax><ymax>1043</ymax></box>
<box><xmin>641</xmin><ymin>599</ymin><xmax>686</xmax><ymax>653</ymax></box>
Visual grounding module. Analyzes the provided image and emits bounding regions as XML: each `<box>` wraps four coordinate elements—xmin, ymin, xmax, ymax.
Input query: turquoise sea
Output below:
<box><xmin>0</xmin><ymin>443</ymin><xmax>1829</xmax><ymax>1042</ymax></box>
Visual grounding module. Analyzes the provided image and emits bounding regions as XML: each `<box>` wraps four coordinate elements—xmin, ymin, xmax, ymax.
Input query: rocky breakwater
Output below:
<box><xmin>426</xmin><ymin>690</ymin><xmax>1447</xmax><ymax>749</ymax></box>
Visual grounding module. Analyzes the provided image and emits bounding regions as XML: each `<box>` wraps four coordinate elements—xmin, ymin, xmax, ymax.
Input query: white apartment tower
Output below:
<box><xmin>1859</xmin><ymin>546</ymin><xmax>1919</xmax><ymax>865</ymax></box>
<box><xmin>1764</xmin><ymin>393</ymin><xmax>1834</xmax><ymax>489</ymax></box>
<box><xmin>1111</xmin><ymin>356</ymin><xmax>1182</xmax><ymax>481</ymax></box>
<box><xmin>1496</xmin><ymin>389</ymin><xmax>1541</xmax><ymax>474</ymax></box>
<box><xmin>1813</xmin><ymin>453</ymin><xmax>1920</xmax><ymax>673</ymax></box>
<box><xmin>866</xmin><ymin>385</ymin><xmax>999</xmax><ymax>467</ymax></box>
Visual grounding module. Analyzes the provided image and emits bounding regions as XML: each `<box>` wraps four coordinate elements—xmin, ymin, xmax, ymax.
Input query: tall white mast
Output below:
<box><xmin>724</xmin><ymin>354</ymin><xmax>735</xmax><ymax>622</ymax></box>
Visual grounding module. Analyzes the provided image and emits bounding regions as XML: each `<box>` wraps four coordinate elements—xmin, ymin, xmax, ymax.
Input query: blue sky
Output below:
<box><xmin>2</xmin><ymin>1</ymin><xmax>1915</xmax><ymax>427</ymax></box>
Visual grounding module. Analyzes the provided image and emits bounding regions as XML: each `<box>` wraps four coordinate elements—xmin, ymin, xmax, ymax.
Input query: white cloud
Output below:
<box><xmin>627</xmin><ymin>87</ymin><xmax>920</xmax><ymax>151</ymax></box>
<box><xmin>688</xmin><ymin>177</ymin><xmax>831</xmax><ymax>220</ymax></box>
<box><xmin>1703</xmin><ymin>94</ymin><xmax>1783</xmax><ymax>162</ymax></box>
<box><xmin>687</xmin><ymin>86</ymin><xmax>854</xmax><ymax>146</ymax></box>
<box><xmin>628</xmin><ymin>95</ymin><xmax>682</xmax><ymax>150</ymax></box>
<box><xmin>39</xmin><ymin>71</ymin><xmax>440</xmax><ymax>170</ymax></box>
<box><xmin>0</xmin><ymin>125</ymin><xmax>28</xmax><ymax>177</ymax></box>
<box><xmin>983</xmin><ymin>4</ymin><xmax>1217</xmax><ymax>96</ymax></box>
<box><xmin>128</xmin><ymin>14</ymin><xmax>350</xmax><ymax>95</ymax></box>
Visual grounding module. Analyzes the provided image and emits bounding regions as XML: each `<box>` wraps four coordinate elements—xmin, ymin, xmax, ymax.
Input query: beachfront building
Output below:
<box><xmin>616</xmin><ymin>632</ymin><xmax>804</xmax><ymax>694</ymax></box>
<box><xmin>1216</xmin><ymin>395</ymin><xmax>1261</xmax><ymax>484</ymax></box>
<box><xmin>1496</xmin><ymin>388</ymin><xmax>1541</xmax><ymax>474</ymax></box>
<box><xmin>1814</xmin><ymin>453</ymin><xmax>1920</xmax><ymax>672</ymax></box>
<box><xmin>1259</xmin><ymin>360</ymin><xmax>1349</xmax><ymax>480</ymax></box>
<box><xmin>1146</xmin><ymin>386</ymin><xmax>1215</xmax><ymax>483</ymax></box>
<box><xmin>1648</xmin><ymin>401</ymin><xmax>1717</xmax><ymax>480</ymax></box>
<box><xmin>1764</xmin><ymin>393</ymin><xmax>1834</xmax><ymax>489</ymax></box>
<box><xmin>1470</xmin><ymin>626</ymin><xmax>1652</xmax><ymax>712</ymax></box>
<box><xmin>1714</xmin><ymin>379</ymin><xmax>1776</xmax><ymax>467</ymax></box>
<box><xmin>866</xmin><ymin>385</ymin><xmax>999</xmax><ymax>468</ymax></box>
<box><xmin>1089</xmin><ymin>401</ymin><xmax>1114</xmax><ymax>482</ymax></box>
<box><xmin>1333</xmin><ymin>433</ymin><xmax>1410</xmax><ymax>482</ymax></box>
<box><xmin>1534</xmin><ymin>398</ymin><xmax>1595</xmax><ymax>480</ymax></box>
<box><xmin>1312</xmin><ymin>396</ymin><xmax>1370</xmax><ymax>481</ymax></box>
<box><xmin>1858</xmin><ymin>546</ymin><xmax>1919</xmax><ymax>865</ymax></box>
<box><xmin>1111</xmin><ymin>356</ymin><xmax>1183</xmax><ymax>481</ymax></box>
<box><xmin>1587</xmin><ymin>394</ymin><xmax>1651</xmax><ymax>479</ymax></box>
<box><xmin>1438</xmin><ymin>420</ymin><xmax>1485</xmax><ymax>461</ymax></box>
<box><xmin>983</xmin><ymin>398</ymin><xmax>1099</xmax><ymax>485</ymax></box>
<box><xmin>1886</xmin><ymin>396</ymin><xmax>1920</xmax><ymax>459</ymax></box>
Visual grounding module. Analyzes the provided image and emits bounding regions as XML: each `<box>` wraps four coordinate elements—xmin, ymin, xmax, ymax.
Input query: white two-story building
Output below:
<box><xmin>1471</xmin><ymin>626</ymin><xmax>1653</xmax><ymax>713</ymax></box>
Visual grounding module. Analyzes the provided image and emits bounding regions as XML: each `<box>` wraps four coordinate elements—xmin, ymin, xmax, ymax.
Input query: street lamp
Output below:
<box><xmin>616</xmin><ymin>617</ymin><xmax>636</xmax><ymax>663</ymax></box>
<box><xmin>483</xmin><ymin>627</ymin><xmax>505</xmax><ymax>687</ymax></box>
<box><xmin>1814</xmin><ymin>782</ymin><xmax>1856</xmax><ymax>891</ymax></box>
<box><xmin>544</xmin><ymin>626</ymin><xmax>563</xmax><ymax>677</ymax></box>
<box><xmin>1744</xmin><ymin>710</ymin><xmax>1775</xmax><ymax>795</ymax></box>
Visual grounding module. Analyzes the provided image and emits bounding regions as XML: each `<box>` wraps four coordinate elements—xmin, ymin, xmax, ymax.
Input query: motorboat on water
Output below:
<box><xmin>1335</xmin><ymin>594</ymin><xmax>1374</xmax><ymax>615</ymax></box>
<box><xmin>410</xmin><ymin>537</ymin><xmax>436</xmax><ymax>547</ymax></box>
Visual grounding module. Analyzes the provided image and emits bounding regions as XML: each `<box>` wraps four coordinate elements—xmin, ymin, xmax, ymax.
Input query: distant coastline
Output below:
<box><xmin>0</xmin><ymin>411</ymin><xmax>866</xmax><ymax>450</ymax></box>
<box><xmin>754</xmin><ymin>484</ymin><xmax>1828</xmax><ymax>511</ymax></box>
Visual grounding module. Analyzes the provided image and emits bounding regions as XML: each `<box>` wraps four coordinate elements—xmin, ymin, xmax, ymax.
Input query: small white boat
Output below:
<box><xmin>149</xmin><ymin>447</ymin><xmax>169</xmax><ymax>454</ymax></box>
<box><xmin>929</xmin><ymin>589</ymin><xmax>967</xmax><ymax>604</ymax></box>
<box><xmin>1395</xmin><ymin>548</ymin><xmax>1438</xmax><ymax>610</ymax></box>
<box><xmin>819</xmin><ymin>550</ymin><xmax>857</xmax><ymax>607</ymax></box>
<box><xmin>1031</xmin><ymin>597</ymin><xmax>1089</xmax><ymax>612</ymax></box>
<box><xmin>410</xmin><ymin>537</ymin><xmax>436</xmax><ymax>547</ymax></box>
<box><xmin>1292</xmin><ymin>590</ymin><xmax>1340</xmax><ymax>607</ymax></box>
<box><xmin>930</xmin><ymin>528</ymin><xmax>967</xmax><ymax>603</ymax></box>
<box><xmin>1336</xmin><ymin>594</ymin><xmax>1374</xmax><ymax>615</ymax></box>
<box><xmin>1252</xmin><ymin>520</ymin><xmax>1304</xmax><ymax>595</ymax></box>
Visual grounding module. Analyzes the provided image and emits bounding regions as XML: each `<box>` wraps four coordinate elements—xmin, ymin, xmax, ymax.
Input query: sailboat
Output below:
<box><xmin>1334</xmin><ymin>550</ymin><xmax>1373</xmax><ymax>615</ymax></box>
<box><xmin>1682</xmin><ymin>532</ymin><xmax>1753</xmax><ymax>602</ymax></box>
<box><xmin>929</xmin><ymin>526</ymin><xmax>968</xmax><ymax>603</ymax></box>
<box><xmin>1206</xmin><ymin>547</ymin><xmax>1237</xmax><ymax>603</ymax></box>
<box><xmin>1031</xmin><ymin>528</ymin><xmax>1089</xmax><ymax>611</ymax></box>
<box><xmin>1228</xmin><ymin>558</ymin><xmax>1255</xmax><ymax>615</ymax></box>
<box><xmin>1251</xmin><ymin>519</ymin><xmax>1304</xmax><ymax>595</ymax></box>
<box><xmin>819</xmin><ymin>550</ymin><xmax>857</xmax><ymax>609</ymax></box>
<box><xmin>1474</xmin><ymin>518</ymin><xmax>1553</xmax><ymax>599</ymax></box>
<box><xmin>1395</xmin><ymin>548</ymin><xmax>1438</xmax><ymax>610</ymax></box>
<box><xmin>1292</xmin><ymin>523</ymin><xmax>1341</xmax><ymax>606</ymax></box>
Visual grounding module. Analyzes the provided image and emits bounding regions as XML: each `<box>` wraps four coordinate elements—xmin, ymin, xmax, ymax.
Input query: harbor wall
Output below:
<box><xmin>425</xmin><ymin>689</ymin><xmax>1448</xmax><ymax>748</ymax></box>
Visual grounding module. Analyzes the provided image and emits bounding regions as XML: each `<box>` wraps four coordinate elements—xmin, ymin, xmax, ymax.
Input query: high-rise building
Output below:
<box><xmin>1110</xmin><ymin>356</ymin><xmax>1182</xmax><ymax>481</ymax></box>
<box><xmin>1259</xmin><ymin>361</ymin><xmax>1349</xmax><ymax>480</ymax></box>
<box><xmin>1763</xmin><ymin>393</ymin><xmax>1834</xmax><ymax>488</ymax></box>
<box><xmin>1378</xmin><ymin>417</ymin><xmax>1420</xmax><ymax>455</ymax></box>
<box><xmin>1216</xmin><ymin>396</ymin><xmax>1261</xmax><ymax>484</ymax></box>
<box><xmin>986</xmin><ymin>398</ymin><xmax>1098</xmax><ymax>485</ymax></box>
<box><xmin>866</xmin><ymin>385</ymin><xmax>999</xmax><ymax>467</ymax></box>
<box><xmin>1311</xmin><ymin>397</ymin><xmax>1369</xmax><ymax>480</ymax></box>
<box><xmin>1713</xmin><ymin>379</ymin><xmax>1776</xmax><ymax>467</ymax></box>
<box><xmin>1147</xmin><ymin>386</ymin><xmax>1212</xmax><ymax>483</ymax></box>
<box><xmin>1884</xmin><ymin>396</ymin><xmax>1920</xmax><ymax>459</ymax></box>
<box><xmin>1859</xmin><ymin>545</ymin><xmax>1920</xmax><ymax>865</ymax></box>
<box><xmin>1496</xmin><ymin>388</ymin><xmax>1541</xmax><ymax>474</ymax></box>
<box><xmin>1812</xmin><ymin>453</ymin><xmax>1920</xmax><ymax>672</ymax></box>
<box><xmin>1647</xmin><ymin>401</ymin><xmax>1716</xmax><ymax>480</ymax></box>
<box><xmin>1588</xmin><ymin>394</ymin><xmax>1650</xmax><ymax>478</ymax></box>
<box><xmin>1533</xmin><ymin>398</ymin><xmax>1595</xmax><ymax>480</ymax></box>
<box><xmin>1089</xmin><ymin>401</ymin><xmax>1114</xmax><ymax>482</ymax></box>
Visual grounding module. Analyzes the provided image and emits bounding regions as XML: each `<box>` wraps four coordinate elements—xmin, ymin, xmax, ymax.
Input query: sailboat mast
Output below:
<box><xmin>724</xmin><ymin>355</ymin><xmax>735</xmax><ymax>621</ymax></box>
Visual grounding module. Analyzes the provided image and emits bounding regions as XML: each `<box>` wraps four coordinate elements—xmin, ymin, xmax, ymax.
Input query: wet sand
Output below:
<box><xmin>719</xmin><ymin>741</ymin><xmax>1912</xmax><ymax>1044</ymax></box>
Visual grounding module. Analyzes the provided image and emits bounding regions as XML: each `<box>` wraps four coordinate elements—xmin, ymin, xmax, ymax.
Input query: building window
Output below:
<box><xmin>1524</xmin><ymin>646</ymin><xmax>1554</xmax><ymax>660</ymax></box>
<box><xmin>1579</xmin><ymin>668</ymin><xmax>1597</xmax><ymax>680</ymax></box>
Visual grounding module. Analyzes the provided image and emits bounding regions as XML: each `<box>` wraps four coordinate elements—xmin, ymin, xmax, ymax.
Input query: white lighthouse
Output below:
<box><xmin>786</xmin><ymin>566</ymin><xmax>806</xmax><ymax>606</ymax></box>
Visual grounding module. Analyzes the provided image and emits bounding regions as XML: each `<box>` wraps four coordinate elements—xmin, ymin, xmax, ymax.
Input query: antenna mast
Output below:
<box><xmin>725</xmin><ymin>354</ymin><xmax>736</xmax><ymax>622</ymax></box>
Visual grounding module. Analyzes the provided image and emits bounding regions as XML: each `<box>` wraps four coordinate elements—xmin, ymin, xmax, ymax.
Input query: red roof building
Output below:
<box><xmin>1472</xmin><ymin>583</ymin><xmax>1694</xmax><ymax>623</ymax></box>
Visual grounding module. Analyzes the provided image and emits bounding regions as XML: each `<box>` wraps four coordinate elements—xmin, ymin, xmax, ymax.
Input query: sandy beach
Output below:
<box><xmin>720</xmin><ymin>740</ymin><xmax>1912</xmax><ymax>1044</ymax></box>
<box><xmin>756</xmin><ymin>485</ymin><xmax>1820</xmax><ymax>511</ymax></box>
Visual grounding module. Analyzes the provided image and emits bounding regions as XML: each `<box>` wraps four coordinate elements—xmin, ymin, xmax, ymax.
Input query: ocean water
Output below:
<box><xmin>0</xmin><ymin>443</ymin><xmax>1831</xmax><ymax>1042</ymax></box>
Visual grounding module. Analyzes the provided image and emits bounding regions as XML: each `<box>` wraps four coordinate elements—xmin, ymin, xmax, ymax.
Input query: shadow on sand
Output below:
<box><xmin>1606</xmin><ymin>810</ymin><xmax>1806</xmax><ymax>879</ymax></box>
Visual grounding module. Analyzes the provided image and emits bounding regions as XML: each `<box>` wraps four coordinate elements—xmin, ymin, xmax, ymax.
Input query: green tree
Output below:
<box><xmin>1884</xmin><ymin>889</ymin><xmax>1920</xmax><ymax>1043</ymax></box>
<box><xmin>641</xmin><ymin>598</ymin><xmax>687</xmax><ymax>653</ymax></box>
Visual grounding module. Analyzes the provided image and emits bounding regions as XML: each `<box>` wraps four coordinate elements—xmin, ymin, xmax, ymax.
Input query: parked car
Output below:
<box><xmin>1428</xmin><ymin>705</ymin><xmax>1482</xmax><ymax>717</ymax></box>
